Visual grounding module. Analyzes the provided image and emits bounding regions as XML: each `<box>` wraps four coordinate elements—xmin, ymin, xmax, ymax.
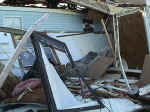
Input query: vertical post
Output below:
<box><xmin>50</xmin><ymin>47</ymin><xmax>61</xmax><ymax>65</ymax></box>
<box><xmin>113</xmin><ymin>15</ymin><xmax>119</xmax><ymax>68</ymax></box>
<box><xmin>64</xmin><ymin>46</ymin><xmax>75</xmax><ymax>68</ymax></box>
<box><xmin>50</xmin><ymin>47</ymin><xmax>65</xmax><ymax>73</ymax></box>
<box><xmin>101</xmin><ymin>18</ymin><xmax>115</xmax><ymax>56</ymax></box>
<box><xmin>113</xmin><ymin>15</ymin><xmax>131</xmax><ymax>90</ymax></box>
<box><xmin>144</xmin><ymin>0</ymin><xmax>150</xmax><ymax>53</ymax></box>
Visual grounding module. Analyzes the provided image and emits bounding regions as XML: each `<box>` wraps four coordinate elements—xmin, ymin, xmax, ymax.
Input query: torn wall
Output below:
<box><xmin>119</xmin><ymin>12</ymin><xmax>148</xmax><ymax>68</ymax></box>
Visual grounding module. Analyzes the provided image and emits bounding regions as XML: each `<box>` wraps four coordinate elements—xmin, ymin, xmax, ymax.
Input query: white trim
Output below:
<box><xmin>0</xmin><ymin>6</ymin><xmax>79</xmax><ymax>15</ymax></box>
<box><xmin>143</xmin><ymin>7</ymin><xmax>150</xmax><ymax>53</ymax></box>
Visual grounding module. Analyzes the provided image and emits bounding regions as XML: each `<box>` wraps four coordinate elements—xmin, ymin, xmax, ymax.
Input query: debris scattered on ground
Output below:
<box><xmin>0</xmin><ymin>62</ymin><xmax>20</xmax><ymax>100</ymax></box>
<box><xmin>0</xmin><ymin>1</ymin><xmax>149</xmax><ymax>112</ymax></box>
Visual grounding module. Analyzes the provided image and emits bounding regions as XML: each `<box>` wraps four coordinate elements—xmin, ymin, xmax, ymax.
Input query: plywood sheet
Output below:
<box><xmin>119</xmin><ymin>12</ymin><xmax>148</xmax><ymax>68</ymax></box>
<box><xmin>88</xmin><ymin>57</ymin><xmax>113</xmax><ymax>79</ymax></box>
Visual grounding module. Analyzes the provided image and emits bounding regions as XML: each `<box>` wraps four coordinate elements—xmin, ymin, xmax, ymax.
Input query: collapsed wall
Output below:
<box><xmin>119</xmin><ymin>12</ymin><xmax>148</xmax><ymax>68</ymax></box>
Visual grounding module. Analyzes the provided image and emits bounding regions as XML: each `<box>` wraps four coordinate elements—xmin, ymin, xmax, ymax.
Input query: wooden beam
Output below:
<box><xmin>0</xmin><ymin>27</ymin><xmax>25</xmax><ymax>35</ymax></box>
<box><xmin>101</xmin><ymin>18</ymin><xmax>115</xmax><ymax>56</ymax></box>
<box><xmin>69</xmin><ymin>0</ymin><xmax>140</xmax><ymax>15</ymax></box>
<box><xmin>0</xmin><ymin>13</ymin><xmax>48</xmax><ymax>88</ymax></box>
<box><xmin>50</xmin><ymin>47</ymin><xmax>61</xmax><ymax>65</ymax></box>
<box><xmin>115</xmin><ymin>0</ymin><xmax>146</xmax><ymax>5</ymax></box>
<box><xmin>70</xmin><ymin>0</ymin><xmax>111</xmax><ymax>14</ymax></box>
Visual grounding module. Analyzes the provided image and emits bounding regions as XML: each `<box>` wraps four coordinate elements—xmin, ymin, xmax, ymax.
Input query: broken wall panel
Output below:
<box><xmin>119</xmin><ymin>12</ymin><xmax>148</xmax><ymax>68</ymax></box>
<box><xmin>0</xmin><ymin>6</ymin><xmax>84</xmax><ymax>33</ymax></box>
<box><xmin>48</xmin><ymin>33</ymin><xmax>108</xmax><ymax>65</ymax></box>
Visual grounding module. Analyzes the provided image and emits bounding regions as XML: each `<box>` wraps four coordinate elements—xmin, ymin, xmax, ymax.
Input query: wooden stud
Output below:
<box><xmin>101</xmin><ymin>18</ymin><xmax>115</xmax><ymax>56</ymax></box>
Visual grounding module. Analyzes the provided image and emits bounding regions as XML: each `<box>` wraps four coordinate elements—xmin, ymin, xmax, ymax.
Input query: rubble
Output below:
<box><xmin>0</xmin><ymin>62</ymin><xmax>20</xmax><ymax>100</ymax></box>
<box><xmin>0</xmin><ymin>0</ymin><xmax>149</xmax><ymax>112</ymax></box>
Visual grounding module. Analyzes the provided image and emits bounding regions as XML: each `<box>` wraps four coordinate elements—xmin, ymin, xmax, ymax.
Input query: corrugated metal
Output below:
<box><xmin>0</xmin><ymin>6</ymin><xmax>84</xmax><ymax>33</ymax></box>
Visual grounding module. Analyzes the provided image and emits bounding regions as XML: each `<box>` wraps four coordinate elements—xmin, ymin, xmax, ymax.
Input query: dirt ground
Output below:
<box><xmin>119</xmin><ymin>12</ymin><xmax>148</xmax><ymax>69</ymax></box>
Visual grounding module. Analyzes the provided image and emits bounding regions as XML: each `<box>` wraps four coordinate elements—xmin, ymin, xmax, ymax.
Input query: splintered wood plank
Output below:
<box><xmin>101</xmin><ymin>18</ymin><xmax>115</xmax><ymax>56</ymax></box>
<box><xmin>0</xmin><ymin>27</ymin><xmax>25</xmax><ymax>35</ymax></box>
<box><xmin>0</xmin><ymin>13</ymin><xmax>48</xmax><ymax>88</ymax></box>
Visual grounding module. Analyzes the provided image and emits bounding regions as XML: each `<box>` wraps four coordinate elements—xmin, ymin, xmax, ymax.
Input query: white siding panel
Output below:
<box><xmin>48</xmin><ymin>33</ymin><xmax>108</xmax><ymax>64</ymax></box>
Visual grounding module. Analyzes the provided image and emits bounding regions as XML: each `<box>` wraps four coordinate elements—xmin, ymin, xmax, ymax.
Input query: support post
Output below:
<box><xmin>113</xmin><ymin>15</ymin><xmax>131</xmax><ymax>90</ymax></box>
<box><xmin>143</xmin><ymin>0</ymin><xmax>150</xmax><ymax>53</ymax></box>
<box><xmin>50</xmin><ymin>47</ymin><xmax>61</xmax><ymax>65</ymax></box>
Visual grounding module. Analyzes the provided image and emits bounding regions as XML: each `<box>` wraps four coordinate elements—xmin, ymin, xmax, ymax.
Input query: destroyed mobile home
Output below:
<box><xmin>0</xmin><ymin>0</ymin><xmax>150</xmax><ymax>112</ymax></box>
